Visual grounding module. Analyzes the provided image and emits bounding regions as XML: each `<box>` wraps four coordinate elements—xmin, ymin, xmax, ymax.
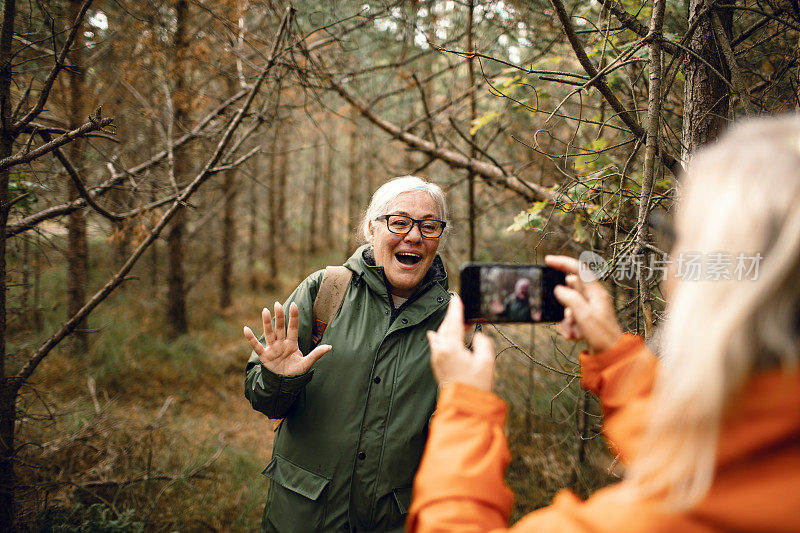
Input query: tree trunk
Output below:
<box><xmin>149</xmin><ymin>186</ymin><xmax>158</xmax><ymax>297</ymax></box>
<box><xmin>21</xmin><ymin>236</ymin><xmax>29</xmax><ymax>321</ymax></box>
<box><xmin>166</xmin><ymin>0</ymin><xmax>189</xmax><ymax>336</ymax></box>
<box><xmin>322</xmin><ymin>141</ymin><xmax>333</xmax><ymax>250</ymax></box>
<box><xmin>276</xmin><ymin>132</ymin><xmax>288</xmax><ymax>252</ymax></box>
<box><xmin>247</xmin><ymin>158</ymin><xmax>258</xmax><ymax>287</ymax></box>
<box><xmin>346</xmin><ymin>107</ymin><xmax>359</xmax><ymax>254</ymax></box>
<box><xmin>267</xmin><ymin>125</ymin><xmax>279</xmax><ymax>281</ymax></box>
<box><xmin>166</xmin><ymin>209</ymin><xmax>187</xmax><ymax>334</ymax></box>
<box><xmin>308</xmin><ymin>136</ymin><xmax>320</xmax><ymax>255</ymax></box>
<box><xmin>466</xmin><ymin>0</ymin><xmax>477</xmax><ymax>261</ymax></box>
<box><xmin>0</xmin><ymin>0</ymin><xmax>16</xmax><ymax>526</ymax></box>
<box><xmin>66</xmin><ymin>0</ymin><xmax>89</xmax><ymax>351</ymax></box>
<box><xmin>682</xmin><ymin>1</ymin><xmax>732</xmax><ymax>160</ymax></box>
<box><xmin>33</xmin><ymin>232</ymin><xmax>42</xmax><ymax>332</ymax></box>
<box><xmin>219</xmin><ymin>79</ymin><xmax>239</xmax><ymax>309</ymax></box>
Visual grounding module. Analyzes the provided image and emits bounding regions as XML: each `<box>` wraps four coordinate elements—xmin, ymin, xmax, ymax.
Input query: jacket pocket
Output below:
<box><xmin>261</xmin><ymin>454</ymin><xmax>330</xmax><ymax>500</ymax></box>
<box><xmin>392</xmin><ymin>486</ymin><xmax>413</xmax><ymax>515</ymax></box>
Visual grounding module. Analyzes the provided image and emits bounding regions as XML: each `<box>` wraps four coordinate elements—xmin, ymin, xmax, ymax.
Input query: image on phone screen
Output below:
<box><xmin>482</xmin><ymin>266</ymin><xmax>542</xmax><ymax>321</ymax></box>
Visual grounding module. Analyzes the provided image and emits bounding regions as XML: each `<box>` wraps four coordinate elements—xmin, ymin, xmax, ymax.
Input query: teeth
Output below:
<box><xmin>396</xmin><ymin>252</ymin><xmax>422</xmax><ymax>265</ymax></box>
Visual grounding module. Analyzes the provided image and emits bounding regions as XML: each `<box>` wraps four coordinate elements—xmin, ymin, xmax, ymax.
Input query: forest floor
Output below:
<box><xmin>9</xmin><ymin>246</ymin><xmax>614</xmax><ymax>531</ymax></box>
<box><xmin>12</xmin><ymin>257</ymin><xmax>286</xmax><ymax>531</ymax></box>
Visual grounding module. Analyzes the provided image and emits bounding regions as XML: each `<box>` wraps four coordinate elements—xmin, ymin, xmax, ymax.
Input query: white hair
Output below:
<box><xmin>361</xmin><ymin>176</ymin><xmax>449</xmax><ymax>243</ymax></box>
<box><xmin>624</xmin><ymin>115</ymin><xmax>800</xmax><ymax>509</ymax></box>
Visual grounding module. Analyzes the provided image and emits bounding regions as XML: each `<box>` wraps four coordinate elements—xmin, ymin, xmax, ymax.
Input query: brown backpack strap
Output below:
<box><xmin>311</xmin><ymin>266</ymin><xmax>352</xmax><ymax>347</ymax></box>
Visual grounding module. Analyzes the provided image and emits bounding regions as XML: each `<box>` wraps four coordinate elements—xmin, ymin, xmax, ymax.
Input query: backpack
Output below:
<box><xmin>311</xmin><ymin>266</ymin><xmax>353</xmax><ymax>347</ymax></box>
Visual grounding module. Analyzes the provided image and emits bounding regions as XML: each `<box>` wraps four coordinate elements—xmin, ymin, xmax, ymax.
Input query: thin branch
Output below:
<box><xmin>411</xmin><ymin>73</ymin><xmax>438</xmax><ymax>146</ymax></box>
<box><xmin>40</xmin><ymin>131</ymin><xmax>124</xmax><ymax>222</ymax></box>
<box><xmin>0</xmin><ymin>110</ymin><xmax>113</xmax><ymax>171</ymax></box>
<box><xmin>550</xmin><ymin>0</ymin><xmax>680</xmax><ymax>175</ymax></box>
<box><xmin>6</xmin><ymin>91</ymin><xmax>247</xmax><ymax>237</ymax></box>
<box><xmin>598</xmin><ymin>0</ymin><xmax>680</xmax><ymax>55</ymax></box>
<box><xmin>323</xmin><ymin>69</ymin><xmax>551</xmax><ymax>203</ymax></box>
<box><xmin>12</xmin><ymin>0</ymin><xmax>93</xmax><ymax>133</ymax></box>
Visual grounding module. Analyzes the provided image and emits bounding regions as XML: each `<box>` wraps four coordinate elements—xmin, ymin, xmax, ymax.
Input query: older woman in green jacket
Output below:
<box><xmin>243</xmin><ymin>176</ymin><xmax>451</xmax><ymax>532</ymax></box>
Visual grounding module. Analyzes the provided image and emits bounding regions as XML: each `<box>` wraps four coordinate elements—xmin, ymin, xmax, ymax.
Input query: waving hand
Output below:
<box><xmin>243</xmin><ymin>301</ymin><xmax>332</xmax><ymax>376</ymax></box>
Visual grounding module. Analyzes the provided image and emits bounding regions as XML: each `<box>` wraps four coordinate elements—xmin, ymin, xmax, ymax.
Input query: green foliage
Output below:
<box><xmin>37</xmin><ymin>503</ymin><xmax>144</xmax><ymax>533</ymax></box>
<box><xmin>470</xmin><ymin>111</ymin><xmax>502</xmax><ymax>135</ymax></box>
<box><xmin>572</xmin><ymin>214</ymin><xmax>588</xmax><ymax>243</ymax></box>
<box><xmin>506</xmin><ymin>201</ymin><xmax>547</xmax><ymax>232</ymax></box>
<box><xmin>9</xmin><ymin>172</ymin><xmax>44</xmax><ymax>214</ymax></box>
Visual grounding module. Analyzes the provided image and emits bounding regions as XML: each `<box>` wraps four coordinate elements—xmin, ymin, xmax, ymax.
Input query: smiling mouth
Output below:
<box><xmin>395</xmin><ymin>252</ymin><xmax>422</xmax><ymax>265</ymax></box>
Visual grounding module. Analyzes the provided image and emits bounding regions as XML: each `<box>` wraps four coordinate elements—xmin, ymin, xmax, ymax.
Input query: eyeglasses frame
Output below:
<box><xmin>375</xmin><ymin>214</ymin><xmax>447</xmax><ymax>239</ymax></box>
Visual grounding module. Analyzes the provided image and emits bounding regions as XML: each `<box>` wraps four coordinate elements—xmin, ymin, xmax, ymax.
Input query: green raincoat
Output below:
<box><xmin>245</xmin><ymin>244</ymin><xmax>450</xmax><ymax>532</ymax></box>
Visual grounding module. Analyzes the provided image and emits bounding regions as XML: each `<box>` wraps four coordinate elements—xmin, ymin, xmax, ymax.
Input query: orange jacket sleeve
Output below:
<box><xmin>579</xmin><ymin>334</ymin><xmax>657</xmax><ymax>461</ymax></box>
<box><xmin>407</xmin><ymin>334</ymin><xmax>658</xmax><ymax>533</ymax></box>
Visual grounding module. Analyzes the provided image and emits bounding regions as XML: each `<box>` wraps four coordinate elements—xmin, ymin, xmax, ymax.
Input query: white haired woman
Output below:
<box><xmin>243</xmin><ymin>176</ymin><xmax>451</xmax><ymax>532</ymax></box>
<box><xmin>408</xmin><ymin>116</ymin><xmax>800</xmax><ymax>531</ymax></box>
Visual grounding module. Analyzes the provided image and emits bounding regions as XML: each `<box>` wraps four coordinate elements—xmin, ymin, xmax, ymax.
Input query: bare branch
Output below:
<box><xmin>6</xmin><ymin>91</ymin><xmax>247</xmax><ymax>237</ymax></box>
<box><xmin>550</xmin><ymin>0</ymin><xmax>680</xmax><ymax>175</ymax></box>
<box><xmin>40</xmin><ymin>131</ymin><xmax>125</xmax><ymax>222</ymax></box>
<box><xmin>323</xmin><ymin>70</ymin><xmax>552</xmax><ymax>203</ymax></box>
<box><xmin>0</xmin><ymin>111</ymin><xmax>113</xmax><ymax>171</ymax></box>
<box><xmin>12</xmin><ymin>0</ymin><xmax>94</xmax><ymax>133</ymax></box>
<box><xmin>598</xmin><ymin>0</ymin><xmax>679</xmax><ymax>55</ymax></box>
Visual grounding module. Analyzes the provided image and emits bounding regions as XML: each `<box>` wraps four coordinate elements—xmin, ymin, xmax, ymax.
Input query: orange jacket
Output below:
<box><xmin>408</xmin><ymin>334</ymin><xmax>800</xmax><ymax>532</ymax></box>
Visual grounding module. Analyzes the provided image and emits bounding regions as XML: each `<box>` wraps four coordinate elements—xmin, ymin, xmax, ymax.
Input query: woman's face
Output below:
<box><xmin>369</xmin><ymin>191</ymin><xmax>441</xmax><ymax>298</ymax></box>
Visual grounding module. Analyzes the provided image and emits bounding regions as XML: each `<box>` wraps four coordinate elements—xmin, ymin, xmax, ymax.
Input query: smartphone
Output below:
<box><xmin>460</xmin><ymin>263</ymin><xmax>566</xmax><ymax>323</ymax></box>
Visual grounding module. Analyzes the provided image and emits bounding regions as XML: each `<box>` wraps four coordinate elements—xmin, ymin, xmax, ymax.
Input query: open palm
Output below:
<box><xmin>243</xmin><ymin>301</ymin><xmax>331</xmax><ymax>376</ymax></box>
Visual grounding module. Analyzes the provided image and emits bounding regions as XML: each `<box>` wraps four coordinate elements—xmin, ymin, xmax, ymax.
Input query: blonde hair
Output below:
<box><xmin>624</xmin><ymin>115</ymin><xmax>800</xmax><ymax>508</ymax></box>
<box><xmin>361</xmin><ymin>176</ymin><xmax>449</xmax><ymax>243</ymax></box>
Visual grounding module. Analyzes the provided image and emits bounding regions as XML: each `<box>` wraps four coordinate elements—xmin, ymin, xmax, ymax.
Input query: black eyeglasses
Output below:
<box><xmin>376</xmin><ymin>214</ymin><xmax>446</xmax><ymax>238</ymax></box>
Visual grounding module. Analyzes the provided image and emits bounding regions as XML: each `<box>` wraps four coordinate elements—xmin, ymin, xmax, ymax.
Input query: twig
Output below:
<box><xmin>0</xmin><ymin>110</ymin><xmax>113</xmax><ymax>171</ymax></box>
<box><xmin>6</xmin><ymin>91</ymin><xmax>247</xmax><ymax>237</ymax></box>
<box><xmin>40</xmin><ymin>131</ymin><xmax>124</xmax><ymax>221</ymax></box>
<box><xmin>549</xmin><ymin>0</ymin><xmax>680</xmax><ymax>176</ymax></box>
<box><xmin>12</xmin><ymin>0</ymin><xmax>94</xmax><ymax>133</ymax></box>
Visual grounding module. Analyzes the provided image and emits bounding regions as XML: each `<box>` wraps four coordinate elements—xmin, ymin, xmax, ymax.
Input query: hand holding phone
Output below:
<box><xmin>545</xmin><ymin>255</ymin><xmax>623</xmax><ymax>353</ymax></box>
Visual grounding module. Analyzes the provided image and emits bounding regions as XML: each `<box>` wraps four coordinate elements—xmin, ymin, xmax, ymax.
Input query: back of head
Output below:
<box><xmin>626</xmin><ymin>115</ymin><xmax>800</xmax><ymax>508</ymax></box>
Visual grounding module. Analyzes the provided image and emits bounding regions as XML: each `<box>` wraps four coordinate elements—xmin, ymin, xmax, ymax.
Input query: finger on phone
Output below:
<box><xmin>472</xmin><ymin>332</ymin><xmax>495</xmax><ymax>363</ymax></box>
<box><xmin>553</xmin><ymin>285</ymin><xmax>590</xmax><ymax>320</ymax></box>
<box><xmin>438</xmin><ymin>296</ymin><xmax>466</xmax><ymax>342</ymax></box>
<box><xmin>545</xmin><ymin>255</ymin><xmax>580</xmax><ymax>275</ymax></box>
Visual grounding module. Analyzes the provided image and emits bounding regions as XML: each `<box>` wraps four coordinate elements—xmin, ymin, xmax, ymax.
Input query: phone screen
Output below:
<box><xmin>460</xmin><ymin>263</ymin><xmax>565</xmax><ymax>323</ymax></box>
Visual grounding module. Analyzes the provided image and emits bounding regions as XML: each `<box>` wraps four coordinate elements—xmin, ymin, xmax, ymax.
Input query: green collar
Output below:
<box><xmin>344</xmin><ymin>244</ymin><xmax>448</xmax><ymax>302</ymax></box>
